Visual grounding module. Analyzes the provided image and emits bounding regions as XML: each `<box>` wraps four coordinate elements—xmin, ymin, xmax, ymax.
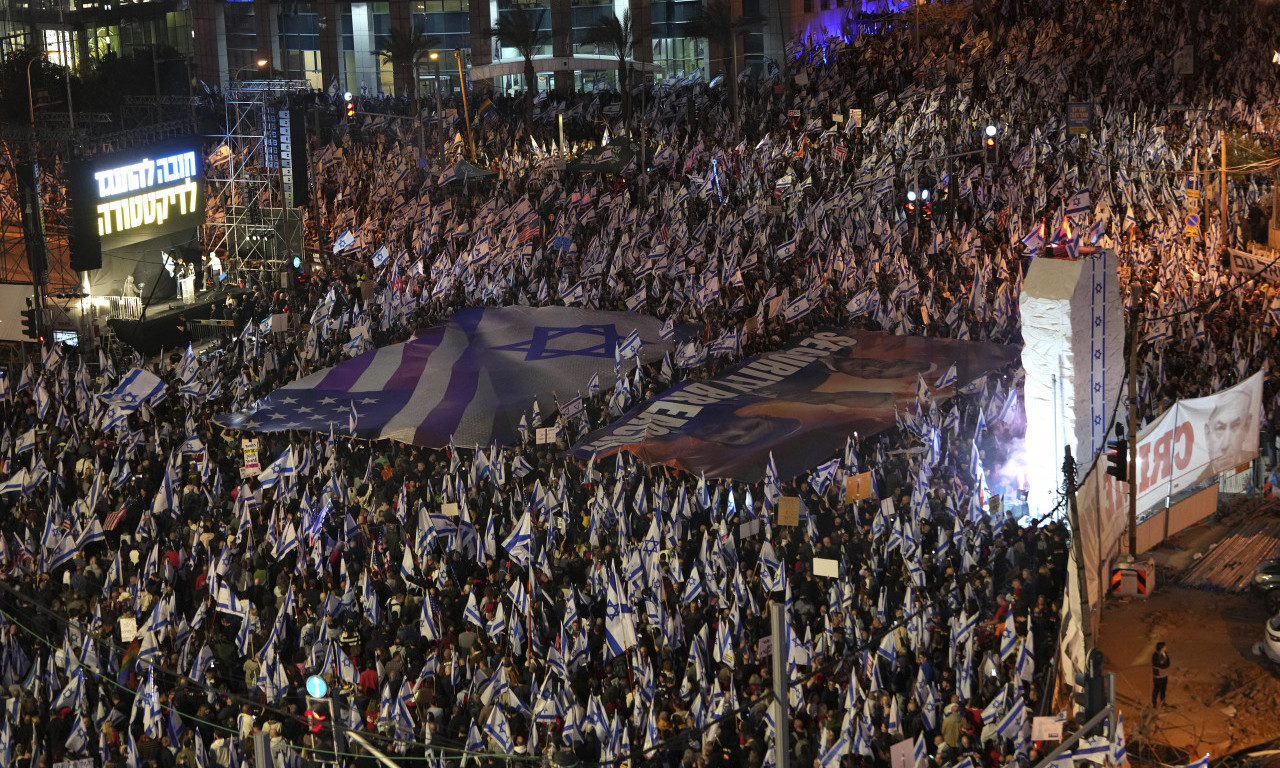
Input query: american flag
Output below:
<box><xmin>518</xmin><ymin>222</ymin><xmax>540</xmax><ymax>244</ymax></box>
<box><xmin>104</xmin><ymin>507</ymin><xmax>129</xmax><ymax>531</ymax></box>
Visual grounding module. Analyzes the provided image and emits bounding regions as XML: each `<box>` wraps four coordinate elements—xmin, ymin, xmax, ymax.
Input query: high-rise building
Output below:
<box><xmin>0</xmin><ymin>0</ymin><xmax>895</xmax><ymax>99</ymax></box>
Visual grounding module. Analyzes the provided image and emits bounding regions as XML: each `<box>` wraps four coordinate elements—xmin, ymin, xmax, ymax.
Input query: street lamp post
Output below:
<box><xmin>430</xmin><ymin>52</ymin><xmax>442</xmax><ymax>148</ymax></box>
<box><xmin>454</xmin><ymin>48</ymin><xmax>476</xmax><ymax>163</ymax></box>
<box><xmin>232</xmin><ymin>59</ymin><xmax>270</xmax><ymax>85</ymax></box>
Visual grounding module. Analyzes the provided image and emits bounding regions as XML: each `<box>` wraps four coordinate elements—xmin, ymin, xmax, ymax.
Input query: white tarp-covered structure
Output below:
<box><xmin>1018</xmin><ymin>250</ymin><xmax>1126</xmax><ymax>518</ymax></box>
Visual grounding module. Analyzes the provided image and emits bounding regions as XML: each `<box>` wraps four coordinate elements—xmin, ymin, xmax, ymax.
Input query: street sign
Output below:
<box><xmin>1067</xmin><ymin>102</ymin><xmax>1093</xmax><ymax>135</ymax></box>
<box><xmin>1184</xmin><ymin>212</ymin><xmax>1201</xmax><ymax>238</ymax></box>
<box><xmin>306</xmin><ymin>675</ymin><xmax>328</xmax><ymax>698</ymax></box>
<box><xmin>1186</xmin><ymin>176</ymin><xmax>1200</xmax><ymax>200</ymax></box>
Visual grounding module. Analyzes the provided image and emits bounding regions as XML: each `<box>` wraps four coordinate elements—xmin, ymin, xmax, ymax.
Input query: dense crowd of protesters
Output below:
<box><xmin>3</xmin><ymin>0</ymin><xmax>1280</xmax><ymax>767</ymax></box>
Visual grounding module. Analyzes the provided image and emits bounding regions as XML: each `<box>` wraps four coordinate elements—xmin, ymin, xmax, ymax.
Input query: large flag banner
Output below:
<box><xmin>219</xmin><ymin>307</ymin><xmax>671</xmax><ymax>447</ymax></box>
<box><xmin>574</xmin><ymin>329</ymin><xmax>1020</xmax><ymax>481</ymax></box>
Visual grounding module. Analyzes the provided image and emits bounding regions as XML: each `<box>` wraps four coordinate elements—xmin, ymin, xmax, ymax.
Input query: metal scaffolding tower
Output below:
<box><xmin>204</xmin><ymin>79</ymin><xmax>310</xmax><ymax>281</ymax></box>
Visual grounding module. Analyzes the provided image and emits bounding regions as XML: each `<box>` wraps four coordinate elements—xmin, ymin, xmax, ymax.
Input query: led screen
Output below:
<box><xmin>86</xmin><ymin>137</ymin><xmax>203</xmax><ymax>250</ymax></box>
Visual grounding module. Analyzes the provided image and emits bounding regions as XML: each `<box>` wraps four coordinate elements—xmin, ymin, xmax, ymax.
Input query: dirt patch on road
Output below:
<box><xmin>1098</xmin><ymin>586</ymin><xmax>1280</xmax><ymax>760</ymax></box>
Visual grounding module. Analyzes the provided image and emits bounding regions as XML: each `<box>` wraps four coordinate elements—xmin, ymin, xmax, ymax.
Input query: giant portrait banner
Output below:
<box><xmin>1074</xmin><ymin>369</ymin><xmax>1262</xmax><ymax>614</ymax></box>
<box><xmin>219</xmin><ymin>306</ymin><xmax>671</xmax><ymax>448</ymax></box>
<box><xmin>1122</xmin><ymin>369</ymin><xmax>1263</xmax><ymax>515</ymax></box>
<box><xmin>573</xmin><ymin>329</ymin><xmax>1021</xmax><ymax>482</ymax></box>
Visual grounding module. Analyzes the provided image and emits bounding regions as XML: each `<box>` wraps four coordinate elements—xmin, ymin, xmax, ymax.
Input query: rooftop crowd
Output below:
<box><xmin>3</xmin><ymin>0</ymin><xmax>1280</xmax><ymax>767</ymax></box>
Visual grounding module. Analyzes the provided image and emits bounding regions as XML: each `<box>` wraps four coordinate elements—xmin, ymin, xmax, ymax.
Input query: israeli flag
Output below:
<box><xmin>659</xmin><ymin>317</ymin><xmax>676</xmax><ymax>340</ymax></box>
<box><xmin>1065</xmin><ymin>190</ymin><xmax>1092</xmax><ymax>217</ymax></box>
<box><xmin>784</xmin><ymin>294</ymin><xmax>812</xmax><ymax>322</ymax></box>
<box><xmin>372</xmin><ymin>245</ymin><xmax>391</xmax><ymax>268</ymax></box>
<box><xmin>846</xmin><ymin>287</ymin><xmax>876</xmax><ymax>317</ymax></box>
<box><xmin>484</xmin><ymin>703</ymin><xmax>514</xmax><ymax>753</ymax></box>
<box><xmin>1021</xmin><ymin>225</ymin><xmax>1046</xmax><ymax>252</ymax></box>
<box><xmin>332</xmin><ymin>230</ymin><xmax>356</xmax><ymax>253</ymax></box>
<box><xmin>101</xmin><ymin>368</ymin><xmax>166</xmax><ymax>412</ymax></box>
<box><xmin>935</xmin><ymin>363</ymin><xmax>958</xmax><ymax>390</ymax></box>
<box><xmin>809</xmin><ymin>458</ymin><xmax>839</xmax><ymax>495</ymax></box>
<box><xmin>777</xmin><ymin>238</ymin><xmax>797</xmax><ymax>260</ymax></box>
<box><xmin>501</xmin><ymin>511</ymin><xmax>534</xmax><ymax>568</ymax></box>
<box><xmin>618</xmin><ymin>329</ymin><xmax>642</xmax><ymax>360</ymax></box>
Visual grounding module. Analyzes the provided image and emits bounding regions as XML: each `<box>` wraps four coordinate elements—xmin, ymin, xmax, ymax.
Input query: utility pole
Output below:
<box><xmin>430</xmin><ymin>52</ymin><xmax>442</xmax><ymax>159</ymax></box>
<box><xmin>1127</xmin><ymin>283</ymin><xmax>1141</xmax><ymax>556</ymax></box>
<box><xmin>1063</xmin><ymin>446</ymin><xmax>1092</xmax><ymax>651</ymax></box>
<box><xmin>1272</xmin><ymin>163</ymin><xmax>1279</xmax><ymax>235</ymax></box>
<box><xmin>1220</xmin><ymin>128</ymin><xmax>1228</xmax><ymax>240</ymax></box>
<box><xmin>770</xmin><ymin>602</ymin><xmax>789</xmax><ymax>768</ymax></box>
<box><xmin>454</xmin><ymin>48</ymin><xmax>476</xmax><ymax>163</ymax></box>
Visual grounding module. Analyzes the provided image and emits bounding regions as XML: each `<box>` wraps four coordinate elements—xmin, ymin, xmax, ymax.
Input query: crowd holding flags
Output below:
<box><xmin>0</xmin><ymin>0</ymin><xmax>1277</xmax><ymax>763</ymax></box>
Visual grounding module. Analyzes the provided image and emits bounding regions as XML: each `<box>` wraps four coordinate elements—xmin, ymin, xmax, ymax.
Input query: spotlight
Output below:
<box><xmin>985</xmin><ymin>124</ymin><xmax>997</xmax><ymax>137</ymax></box>
<box><xmin>292</xmin><ymin>256</ymin><xmax>302</xmax><ymax>269</ymax></box>
<box><xmin>920</xmin><ymin>188</ymin><xmax>929</xmax><ymax>201</ymax></box>
<box><xmin>906</xmin><ymin>190</ymin><xmax>917</xmax><ymax>202</ymax></box>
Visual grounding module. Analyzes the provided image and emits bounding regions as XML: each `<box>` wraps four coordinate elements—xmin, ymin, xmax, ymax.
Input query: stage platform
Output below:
<box><xmin>107</xmin><ymin>288</ymin><xmax>249</xmax><ymax>356</ymax></box>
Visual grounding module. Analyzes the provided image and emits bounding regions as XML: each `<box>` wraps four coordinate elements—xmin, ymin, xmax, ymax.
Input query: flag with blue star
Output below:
<box><xmin>218</xmin><ymin>306</ymin><xmax>671</xmax><ymax>449</ymax></box>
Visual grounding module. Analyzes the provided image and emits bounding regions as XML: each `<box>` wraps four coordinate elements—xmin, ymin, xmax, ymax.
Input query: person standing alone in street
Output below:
<box><xmin>1152</xmin><ymin>641</ymin><xmax>1170</xmax><ymax>707</ymax></box>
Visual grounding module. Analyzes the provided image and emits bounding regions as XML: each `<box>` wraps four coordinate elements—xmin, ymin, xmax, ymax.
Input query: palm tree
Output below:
<box><xmin>493</xmin><ymin>7</ymin><xmax>550</xmax><ymax>123</ymax></box>
<box><xmin>584</xmin><ymin>8</ymin><xmax>638</xmax><ymax>135</ymax></box>
<box><xmin>685</xmin><ymin>0</ymin><xmax>758</xmax><ymax>126</ymax></box>
<box><xmin>375</xmin><ymin>27</ymin><xmax>439</xmax><ymax>110</ymax></box>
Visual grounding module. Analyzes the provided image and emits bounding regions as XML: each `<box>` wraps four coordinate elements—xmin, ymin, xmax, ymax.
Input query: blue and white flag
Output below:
<box><xmin>1109</xmin><ymin>714</ymin><xmax>1127</xmax><ymax>765</ymax></box>
<box><xmin>994</xmin><ymin>696</ymin><xmax>1026</xmax><ymax>742</ymax></box>
<box><xmin>332</xmin><ymin>230</ymin><xmax>356</xmax><ymax>253</ymax></box>
<box><xmin>1065</xmin><ymin>190</ymin><xmax>1092</xmax><ymax>217</ymax></box>
<box><xmin>809</xmin><ymin>458</ymin><xmax>839</xmax><ymax>495</ymax></box>
<box><xmin>659</xmin><ymin>317</ymin><xmax>676</xmax><ymax>340</ymax></box>
<box><xmin>935</xmin><ymin>362</ymin><xmax>958</xmax><ymax>390</ymax></box>
<box><xmin>784</xmin><ymin>294</ymin><xmax>812</xmax><ymax>322</ymax></box>
<box><xmin>604</xmin><ymin>565</ymin><xmax>637</xmax><ymax>658</ymax></box>
<box><xmin>618</xmin><ymin>329</ymin><xmax>642</xmax><ymax>360</ymax></box>
<box><xmin>484</xmin><ymin>704</ymin><xmax>514</xmax><ymax>753</ymax></box>
<box><xmin>219</xmin><ymin>307</ymin><xmax>670</xmax><ymax>448</ymax></box>
<box><xmin>101</xmin><ymin>369</ymin><xmax>166</xmax><ymax>414</ymax></box>
<box><xmin>501</xmin><ymin>511</ymin><xmax>533</xmax><ymax>568</ymax></box>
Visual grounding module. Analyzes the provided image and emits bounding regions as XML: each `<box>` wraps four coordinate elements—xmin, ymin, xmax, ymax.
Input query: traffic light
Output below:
<box><xmin>304</xmin><ymin>698</ymin><xmax>331</xmax><ymax>733</ymax></box>
<box><xmin>19</xmin><ymin>308</ymin><xmax>38</xmax><ymax>340</ymax></box>
<box><xmin>1106</xmin><ymin>434</ymin><xmax>1128</xmax><ymax>482</ymax></box>
<box><xmin>984</xmin><ymin>124</ymin><xmax>998</xmax><ymax>165</ymax></box>
<box><xmin>921</xmin><ymin>188</ymin><xmax>932</xmax><ymax>221</ymax></box>
<box><xmin>1073</xmin><ymin>649</ymin><xmax>1109</xmax><ymax>737</ymax></box>
<box><xmin>345</xmin><ymin>93</ymin><xmax>355</xmax><ymax>121</ymax></box>
<box><xmin>904</xmin><ymin>190</ymin><xmax>917</xmax><ymax>219</ymax></box>
<box><xmin>291</xmin><ymin>255</ymin><xmax>308</xmax><ymax>287</ymax></box>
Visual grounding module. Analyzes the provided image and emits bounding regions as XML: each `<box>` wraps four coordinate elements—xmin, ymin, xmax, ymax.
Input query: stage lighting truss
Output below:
<box><xmin>204</xmin><ymin>79</ymin><xmax>309</xmax><ymax>280</ymax></box>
